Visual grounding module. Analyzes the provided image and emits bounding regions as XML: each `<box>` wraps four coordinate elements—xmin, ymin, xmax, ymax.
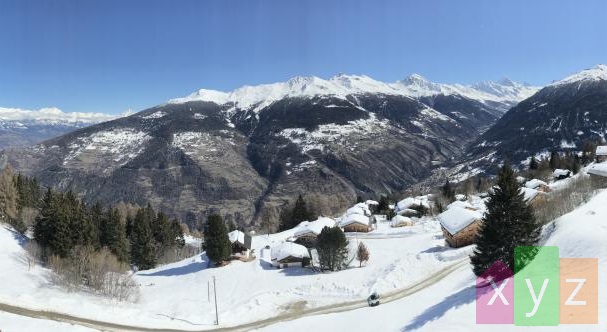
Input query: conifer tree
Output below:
<box><xmin>100</xmin><ymin>207</ymin><xmax>129</xmax><ymax>262</ymax></box>
<box><xmin>442</xmin><ymin>179</ymin><xmax>455</xmax><ymax>202</ymax></box>
<box><xmin>290</xmin><ymin>194</ymin><xmax>313</xmax><ymax>226</ymax></box>
<box><xmin>529</xmin><ymin>156</ymin><xmax>539</xmax><ymax>171</ymax></box>
<box><xmin>0</xmin><ymin>166</ymin><xmax>22</xmax><ymax>232</ymax></box>
<box><xmin>204</xmin><ymin>214</ymin><xmax>231</xmax><ymax>266</ymax></box>
<box><xmin>316</xmin><ymin>226</ymin><xmax>349</xmax><ymax>271</ymax></box>
<box><xmin>130</xmin><ymin>209</ymin><xmax>157</xmax><ymax>270</ymax></box>
<box><xmin>470</xmin><ymin>164</ymin><xmax>541</xmax><ymax>277</ymax></box>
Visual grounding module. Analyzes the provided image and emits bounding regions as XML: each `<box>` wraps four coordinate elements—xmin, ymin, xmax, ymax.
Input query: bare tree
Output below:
<box><xmin>356</xmin><ymin>242</ymin><xmax>370</xmax><ymax>268</ymax></box>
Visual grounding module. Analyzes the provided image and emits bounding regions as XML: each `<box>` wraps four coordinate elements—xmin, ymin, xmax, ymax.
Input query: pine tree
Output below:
<box><xmin>100</xmin><ymin>207</ymin><xmax>129</xmax><ymax>262</ymax></box>
<box><xmin>356</xmin><ymin>242</ymin><xmax>370</xmax><ymax>267</ymax></box>
<box><xmin>549</xmin><ymin>151</ymin><xmax>560</xmax><ymax>170</ymax></box>
<box><xmin>130</xmin><ymin>209</ymin><xmax>157</xmax><ymax>270</ymax></box>
<box><xmin>204</xmin><ymin>214</ymin><xmax>231</xmax><ymax>266</ymax></box>
<box><xmin>529</xmin><ymin>156</ymin><xmax>539</xmax><ymax>171</ymax></box>
<box><xmin>442</xmin><ymin>179</ymin><xmax>455</xmax><ymax>202</ymax></box>
<box><xmin>470</xmin><ymin>164</ymin><xmax>541</xmax><ymax>277</ymax></box>
<box><xmin>0</xmin><ymin>166</ymin><xmax>22</xmax><ymax>232</ymax></box>
<box><xmin>316</xmin><ymin>226</ymin><xmax>349</xmax><ymax>271</ymax></box>
<box><xmin>377</xmin><ymin>195</ymin><xmax>389</xmax><ymax>214</ymax></box>
<box><xmin>291</xmin><ymin>194</ymin><xmax>313</xmax><ymax>225</ymax></box>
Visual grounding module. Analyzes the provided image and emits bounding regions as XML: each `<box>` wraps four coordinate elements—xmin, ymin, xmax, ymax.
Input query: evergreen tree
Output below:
<box><xmin>279</xmin><ymin>194</ymin><xmax>314</xmax><ymax>231</ymax></box>
<box><xmin>292</xmin><ymin>194</ymin><xmax>313</xmax><ymax>223</ymax></box>
<box><xmin>377</xmin><ymin>195</ymin><xmax>389</xmax><ymax>214</ymax></box>
<box><xmin>130</xmin><ymin>209</ymin><xmax>157</xmax><ymax>270</ymax></box>
<box><xmin>356</xmin><ymin>195</ymin><xmax>364</xmax><ymax>203</ymax></box>
<box><xmin>442</xmin><ymin>179</ymin><xmax>455</xmax><ymax>202</ymax></box>
<box><xmin>204</xmin><ymin>214</ymin><xmax>231</xmax><ymax>266</ymax></box>
<box><xmin>470</xmin><ymin>164</ymin><xmax>541</xmax><ymax>277</ymax></box>
<box><xmin>529</xmin><ymin>156</ymin><xmax>539</xmax><ymax>171</ymax></box>
<box><xmin>100</xmin><ymin>207</ymin><xmax>129</xmax><ymax>262</ymax></box>
<box><xmin>549</xmin><ymin>151</ymin><xmax>560</xmax><ymax>170</ymax></box>
<box><xmin>0</xmin><ymin>166</ymin><xmax>22</xmax><ymax>232</ymax></box>
<box><xmin>316</xmin><ymin>226</ymin><xmax>349</xmax><ymax>271</ymax></box>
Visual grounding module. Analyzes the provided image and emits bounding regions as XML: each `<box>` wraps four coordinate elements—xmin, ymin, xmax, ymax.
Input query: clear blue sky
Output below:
<box><xmin>1</xmin><ymin>0</ymin><xmax>606</xmax><ymax>114</ymax></box>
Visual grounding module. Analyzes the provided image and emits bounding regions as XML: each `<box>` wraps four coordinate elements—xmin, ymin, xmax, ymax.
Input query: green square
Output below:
<box><xmin>514</xmin><ymin>246</ymin><xmax>559</xmax><ymax>326</ymax></box>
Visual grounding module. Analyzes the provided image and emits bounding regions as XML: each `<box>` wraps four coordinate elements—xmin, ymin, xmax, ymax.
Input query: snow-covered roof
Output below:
<box><xmin>346</xmin><ymin>205</ymin><xmax>370</xmax><ymax>216</ymax></box>
<box><xmin>339</xmin><ymin>213</ymin><xmax>370</xmax><ymax>228</ymax></box>
<box><xmin>228</xmin><ymin>230</ymin><xmax>245</xmax><ymax>244</ymax></box>
<box><xmin>293</xmin><ymin>217</ymin><xmax>336</xmax><ymax>238</ymax></box>
<box><xmin>447</xmin><ymin>200</ymin><xmax>475</xmax><ymax>210</ymax></box>
<box><xmin>525</xmin><ymin>179</ymin><xmax>548</xmax><ymax>189</ymax></box>
<box><xmin>270</xmin><ymin>242</ymin><xmax>310</xmax><ymax>262</ymax></box>
<box><xmin>553</xmin><ymin>169</ymin><xmax>571</xmax><ymax>178</ymax></box>
<box><xmin>395</xmin><ymin>197</ymin><xmax>429</xmax><ymax>211</ymax></box>
<box><xmin>391</xmin><ymin>215</ymin><xmax>412</xmax><ymax>227</ymax></box>
<box><xmin>596</xmin><ymin>146</ymin><xmax>607</xmax><ymax>156</ymax></box>
<box><xmin>365</xmin><ymin>200</ymin><xmax>379</xmax><ymax>206</ymax></box>
<box><xmin>520</xmin><ymin>187</ymin><xmax>541</xmax><ymax>203</ymax></box>
<box><xmin>588</xmin><ymin>163</ymin><xmax>607</xmax><ymax>177</ymax></box>
<box><xmin>438</xmin><ymin>207</ymin><xmax>483</xmax><ymax>235</ymax></box>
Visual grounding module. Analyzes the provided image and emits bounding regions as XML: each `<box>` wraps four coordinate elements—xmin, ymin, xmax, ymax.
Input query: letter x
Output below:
<box><xmin>488</xmin><ymin>278</ymin><xmax>509</xmax><ymax>305</ymax></box>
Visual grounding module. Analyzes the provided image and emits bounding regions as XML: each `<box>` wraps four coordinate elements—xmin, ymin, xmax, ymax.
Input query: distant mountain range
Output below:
<box><xmin>462</xmin><ymin>64</ymin><xmax>607</xmax><ymax>170</ymax></box>
<box><xmin>0</xmin><ymin>107</ymin><xmax>126</xmax><ymax>148</ymax></box>
<box><xmin>1</xmin><ymin>72</ymin><xmax>539</xmax><ymax>230</ymax></box>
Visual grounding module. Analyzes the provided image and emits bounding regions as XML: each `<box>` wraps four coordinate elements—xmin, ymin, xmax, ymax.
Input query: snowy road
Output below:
<box><xmin>0</xmin><ymin>258</ymin><xmax>469</xmax><ymax>332</ymax></box>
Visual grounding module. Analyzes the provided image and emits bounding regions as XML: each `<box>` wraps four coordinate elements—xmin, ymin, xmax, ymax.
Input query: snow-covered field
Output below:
<box><xmin>0</xmin><ymin>178</ymin><xmax>605</xmax><ymax>331</ymax></box>
<box><xmin>0</xmin><ymin>212</ymin><xmax>470</xmax><ymax>331</ymax></box>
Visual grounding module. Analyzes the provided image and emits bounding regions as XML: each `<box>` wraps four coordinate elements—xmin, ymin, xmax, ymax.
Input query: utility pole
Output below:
<box><xmin>207</xmin><ymin>280</ymin><xmax>210</xmax><ymax>303</ymax></box>
<box><xmin>213</xmin><ymin>276</ymin><xmax>219</xmax><ymax>325</ymax></box>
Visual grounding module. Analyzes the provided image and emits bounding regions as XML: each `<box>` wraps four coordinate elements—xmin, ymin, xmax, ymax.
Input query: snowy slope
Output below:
<box><xmin>0</xmin><ymin>214</ymin><xmax>471</xmax><ymax>331</ymax></box>
<box><xmin>169</xmin><ymin>73</ymin><xmax>539</xmax><ymax>112</ymax></box>
<box><xmin>549</xmin><ymin>64</ymin><xmax>607</xmax><ymax>87</ymax></box>
<box><xmin>258</xmin><ymin>191</ymin><xmax>607</xmax><ymax>332</ymax></box>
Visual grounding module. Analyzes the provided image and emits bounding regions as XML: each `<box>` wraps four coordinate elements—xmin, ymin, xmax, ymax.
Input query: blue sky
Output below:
<box><xmin>1</xmin><ymin>0</ymin><xmax>606</xmax><ymax>114</ymax></box>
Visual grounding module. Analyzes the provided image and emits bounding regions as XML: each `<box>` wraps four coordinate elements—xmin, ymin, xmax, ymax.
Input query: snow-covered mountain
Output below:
<box><xmin>170</xmin><ymin>73</ymin><xmax>538</xmax><ymax>113</ymax></box>
<box><xmin>0</xmin><ymin>107</ymin><xmax>122</xmax><ymax>148</ymax></box>
<box><xmin>4</xmin><ymin>71</ymin><xmax>531</xmax><ymax>229</ymax></box>
<box><xmin>443</xmin><ymin>64</ymin><xmax>607</xmax><ymax>177</ymax></box>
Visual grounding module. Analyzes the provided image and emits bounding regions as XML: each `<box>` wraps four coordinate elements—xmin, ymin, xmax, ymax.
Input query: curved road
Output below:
<box><xmin>0</xmin><ymin>258</ymin><xmax>469</xmax><ymax>332</ymax></box>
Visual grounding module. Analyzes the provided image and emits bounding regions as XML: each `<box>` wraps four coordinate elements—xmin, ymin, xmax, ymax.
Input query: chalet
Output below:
<box><xmin>553</xmin><ymin>169</ymin><xmax>571</xmax><ymax>180</ymax></box>
<box><xmin>596</xmin><ymin>146</ymin><xmax>607</xmax><ymax>162</ymax></box>
<box><xmin>271</xmin><ymin>242</ymin><xmax>310</xmax><ymax>268</ymax></box>
<box><xmin>587</xmin><ymin>163</ymin><xmax>607</xmax><ymax>187</ymax></box>
<box><xmin>447</xmin><ymin>200</ymin><xmax>478</xmax><ymax>211</ymax></box>
<box><xmin>390</xmin><ymin>215</ymin><xmax>413</xmax><ymax>228</ymax></box>
<box><xmin>520</xmin><ymin>187</ymin><xmax>547</xmax><ymax>207</ymax></box>
<box><xmin>292</xmin><ymin>217</ymin><xmax>336</xmax><ymax>248</ymax></box>
<box><xmin>438</xmin><ymin>207</ymin><xmax>483</xmax><ymax>248</ymax></box>
<box><xmin>346</xmin><ymin>203</ymin><xmax>371</xmax><ymax>217</ymax></box>
<box><xmin>228</xmin><ymin>230</ymin><xmax>252</xmax><ymax>258</ymax></box>
<box><xmin>524</xmin><ymin>179</ymin><xmax>551</xmax><ymax>193</ymax></box>
<box><xmin>339</xmin><ymin>213</ymin><xmax>371</xmax><ymax>233</ymax></box>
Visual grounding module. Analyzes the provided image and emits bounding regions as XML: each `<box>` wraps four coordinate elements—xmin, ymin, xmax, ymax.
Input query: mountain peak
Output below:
<box><xmin>550</xmin><ymin>64</ymin><xmax>607</xmax><ymax>87</ymax></box>
<box><xmin>402</xmin><ymin>73</ymin><xmax>430</xmax><ymax>85</ymax></box>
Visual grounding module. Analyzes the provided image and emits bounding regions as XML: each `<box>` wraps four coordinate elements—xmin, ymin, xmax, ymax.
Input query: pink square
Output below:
<box><xmin>476</xmin><ymin>260</ymin><xmax>514</xmax><ymax>324</ymax></box>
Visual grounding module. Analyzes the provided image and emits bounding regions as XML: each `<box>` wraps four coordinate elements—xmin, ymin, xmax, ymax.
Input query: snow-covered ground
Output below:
<box><xmin>258</xmin><ymin>190</ymin><xmax>607</xmax><ymax>332</ymax></box>
<box><xmin>0</xmin><ymin>211</ymin><xmax>468</xmax><ymax>331</ymax></box>
<box><xmin>1</xmin><ymin>179</ymin><xmax>605</xmax><ymax>331</ymax></box>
